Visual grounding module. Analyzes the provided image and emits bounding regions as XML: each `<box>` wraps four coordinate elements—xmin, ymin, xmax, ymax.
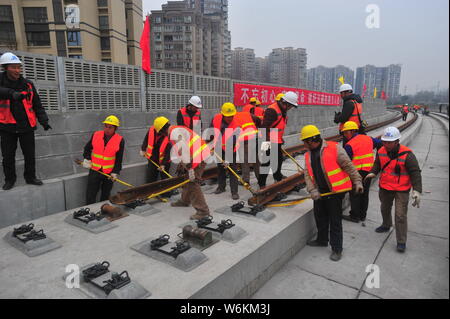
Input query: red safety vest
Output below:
<box><xmin>168</xmin><ymin>125</ymin><xmax>210</xmax><ymax>169</ymax></box>
<box><xmin>402</xmin><ymin>106</ymin><xmax>409</xmax><ymax>113</ymax></box>
<box><xmin>267</xmin><ymin>102</ymin><xmax>287</xmax><ymax>144</ymax></box>
<box><xmin>339</xmin><ymin>100</ymin><xmax>362</xmax><ymax>131</ymax></box>
<box><xmin>180</xmin><ymin>106</ymin><xmax>201</xmax><ymax>130</ymax></box>
<box><xmin>145</xmin><ymin>126</ymin><xmax>170</xmax><ymax>164</ymax></box>
<box><xmin>212</xmin><ymin>112</ymin><xmax>258</xmax><ymax>151</ymax></box>
<box><xmin>378</xmin><ymin>145</ymin><xmax>412</xmax><ymax>191</ymax></box>
<box><xmin>0</xmin><ymin>83</ymin><xmax>37</xmax><ymax>127</ymax></box>
<box><xmin>346</xmin><ymin>134</ymin><xmax>375</xmax><ymax>172</ymax></box>
<box><xmin>242</xmin><ymin>104</ymin><xmax>254</xmax><ymax>113</ymax></box>
<box><xmin>305</xmin><ymin>141</ymin><xmax>353</xmax><ymax>193</ymax></box>
<box><xmin>91</xmin><ymin>131</ymin><xmax>123</xmax><ymax>174</ymax></box>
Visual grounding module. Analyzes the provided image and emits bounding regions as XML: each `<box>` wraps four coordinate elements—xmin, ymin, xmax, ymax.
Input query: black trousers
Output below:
<box><xmin>217</xmin><ymin>149</ymin><xmax>238</xmax><ymax>194</ymax></box>
<box><xmin>402</xmin><ymin>113</ymin><xmax>407</xmax><ymax>121</ymax></box>
<box><xmin>258</xmin><ymin>143</ymin><xmax>284</xmax><ymax>187</ymax></box>
<box><xmin>313</xmin><ymin>193</ymin><xmax>345</xmax><ymax>253</ymax></box>
<box><xmin>147</xmin><ymin>160</ymin><xmax>171</xmax><ymax>183</ymax></box>
<box><xmin>86</xmin><ymin>170</ymin><xmax>114</xmax><ymax>205</ymax></box>
<box><xmin>0</xmin><ymin>130</ymin><xmax>36</xmax><ymax>182</ymax></box>
<box><xmin>349</xmin><ymin>170</ymin><xmax>371</xmax><ymax>220</ymax></box>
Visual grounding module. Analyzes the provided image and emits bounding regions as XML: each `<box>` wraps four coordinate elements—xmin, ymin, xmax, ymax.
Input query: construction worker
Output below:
<box><xmin>243</xmin><ymin>98</ymin><xmax>265</xmax><ymax>121</ymax></box>
<box><xmin>0</xmin><ymin>52</ymin><xmax>52</xmax><ymax>190</ymax></box>
<box><xmin>83</xmin><ymin>115</ymin><xmax>125</xmax><ymax>205</ymax></box>
<box><xmin>258</xmin><ymin>91</ymin><xmax>298</xmax><ymax>189</ymax></box>
<box><xmin>210</xmin><ymin>103</ymin><xmax>258</xmax><ymax>199</ymax></box>
<box><xmin>364</xmin><ymin>127</ymin><xmax>422</xmax><ymax>253</ymax></box>
<box><xmin>334</xmin><ymin>84</ymin><xmax>365</xmax><ymax>140</ymax></box>
<box><xmin>161</xmin><ymin>117</ymin><xmax>212</xmax><ymax>220</ymax></box>
<box><xmin>301</xmin><ymin>125</ymin><xmax>363</xmax><ymax>261</ymax></box>
<box><xmin>340</xmin><ymin>121</ymin><xmax>382</xmax><ymax>223</ymax></box>
<box><xmin>177</xmin><ymin>96</ymin><xmax>202</xmax><ymax>130</ymax></box>
<box><xmin>401</xmin><ymin>104</ymin><xmax>409</xmax><ymax>121</ymax></box>
<box><xmin>140</xmin><ymin>117</ymin><xmax>173</xmax><ymax>186</ymax></box>
<box><xmin>242</xmin><ymin>97</ymin><xmax>257</xmax><ymax>112</ymax></box>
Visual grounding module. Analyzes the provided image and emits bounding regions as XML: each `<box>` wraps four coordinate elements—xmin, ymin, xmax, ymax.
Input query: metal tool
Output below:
<box><xmin>282</xmin><ymin>148</ymin><xmax>304</xmax><ymax>171</ymax></box>
<box><xmin>149</xmin><ymin>159</ymin><xmax>173</xmax><ymax>178</ymax></box>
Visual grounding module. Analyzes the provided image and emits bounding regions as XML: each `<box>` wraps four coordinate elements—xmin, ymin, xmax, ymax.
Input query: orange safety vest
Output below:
<box><xmin>305</xmin><ymin>141</ymin><xmax>353</xmax><ymax>193</ymax></box>
<box><xmin>145</xmin><ymin>126</ymin><xmax>170</xmax><ymax>164</ymax></box>
<box><xmin>91</xmin><ymin>131</ymin><xmax>123</xmax><ymax>174</ymax></box>
<box><xmin>378</xmin><ymin>145</ymin><xmax>412</xmax><ymax>191</ymax></box>
<box><xmin>242</xmin><ymin>104</ymin><xmax>254</xmax><ymax>113</ymax></box>
<box><xmin>267</xmin><ymin>102</ymin><xmax>287</xmax><ymax>144</ymax></box>
<box><xmin>253</xmin><ymin>106</ymin><xmax>265</xmax><ymax>121</ymax></box>
<box><xmin>168</xmin><ymin>125</ymin><xmax>211</xmax><ymax>169</ymax></box>
<box><xmin>346</xmin><ymin>134</ymin><xmax>375</xmax><ymax>172</ymax></box>
<box><xmin>180</xmin><ymin>106</ymin><xmax>201</xmax><ymax>130</ymax></box>
<box><xmin>212</xmin><ymin>112</ymin><xmax>258</xmax><ymax>151</ymax></box>
<box><xmin>0</xmin><ymin>83</ymin><xmax>37</xmax><ymax>127</ymax></box>
<box><xmin>339</xmin><ymin>100</ymin><xmax>363</xmax><ymax>131</ymax></box>
<box><xmin>402</xmin><ymin>106</ymin><xmax>409</xmax><ymax>113</ymax></box>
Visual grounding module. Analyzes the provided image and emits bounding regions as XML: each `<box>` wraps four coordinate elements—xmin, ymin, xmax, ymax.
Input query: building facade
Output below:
<box><xmin>0</xmin><ymin>0</ymin><xmax>142</xmax><ymax>65</ymax></box>
<box><xmin>307</xmin><ymin>65</ymin><xmax>354</xmax><ymax>93</ymax></box>
<box><xmin>231</xmin><ymin>47</ymin><xmax>256</xmax><ymax>82</ymax></box>
<box><xmin>267</xmin><ymin>47</ymin><xmax>307</xmax><ymax>88</ymax></box>
<box><xmin>355</xmin><ymin>64</ymin><xmax>402</xmax><ymax>98</ymax></box>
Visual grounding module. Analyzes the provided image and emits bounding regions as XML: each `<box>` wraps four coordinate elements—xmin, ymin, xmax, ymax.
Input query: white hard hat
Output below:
<box><xmin>339</xmin><ymin>84</ymin><xmax>353</xmax><ymax>93</ymax></box>
<box><xmin>0</xmin><ymin>52</ymin><xmax>22</xmax><ymax>65</ymax></box>
<box><xmin>281</xmin><ymin>91</ymin><xmax>298</xmax><ymax>107</ymax></box>
<box><xmin>188</xmin><ymin>96</ymin><xmax>202</xmax><ymax>108</ymax></box>
<box><xmin>381</xmin><ymin>127</ymin><xmax>401</xmax><ymax>142</ymax></box>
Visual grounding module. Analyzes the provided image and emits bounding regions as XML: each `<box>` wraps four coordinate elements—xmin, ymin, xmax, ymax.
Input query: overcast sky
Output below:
<box><xmin>143</xmin><ymin>0</ymin><xmax>449</xmax><ymax>95</ymax></box>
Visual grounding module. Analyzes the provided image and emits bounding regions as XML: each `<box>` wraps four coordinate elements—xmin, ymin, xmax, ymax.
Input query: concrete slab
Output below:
<box><xmin>3</xmin><ymin>231</ymin><xmax>62</xmax><ymax>257</ymax></box>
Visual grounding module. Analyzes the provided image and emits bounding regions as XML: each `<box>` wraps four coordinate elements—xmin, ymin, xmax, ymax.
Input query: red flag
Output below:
<box><xmin>362</xmin><ymin>83</ymin><xmax>367</xmax><ymax>97</ymax></box>
<box><xmin>140</xmin><ymin>15</ymin><xmax>151</xmax><ymax>74</ymax></box>
<box><xmin>381</xmin><ymin>91</ymin><xmax>387</xmax><ymax>100</ymax></box>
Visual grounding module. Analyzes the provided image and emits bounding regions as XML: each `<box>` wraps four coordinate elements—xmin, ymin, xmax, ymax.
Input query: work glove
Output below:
<box><xmin>334</xmin><ymin>112</ymin><xmax>341</xmax><ymax>124</ymax></box>
<box><xmin>188</xmin><ymin>169</ymin><xmax>196</xmax><ymax>182</ymax></box>
<box><xmin>11</xmin><ymin>91</ymin><xmax>27</xmax><ymax>101</ymax></box>
<box><xmin>82</xmin><ymin>159</ymin><xmax>92</xmax><ymax>169</ymax></box>
<box><xmin>354</xmin><ymin>183</ymin><xmax>364</xmax><ymax>194</ymax></box>
<box><xmin>139</xmin><ymin>150</ymin><xmax>146</xmax><ymax>157</ymax></box>
<box><xmin>310</xmin><ymin>189</ymin><xmax>321</xmax><ymax>201</ymax></box>
<box><xmin>110</xmin><ymin>173</ymin><xmax>118</xmax><ymax>181</ymax></box>
<box><xmin>411</xmin><ymin>190</ymin><xmax>421</xmax><ymax>208</ymax></box>
<box><xmin>222</xmin><ymin>160</ymin><xmax>230</xmax><ymax>168</ymax></box>
<box><xmin>157</xmin><ymin>165</ymin><xmax>165</xmax><ymax>172</ymax></box>
<box><xmin>363</xmin><ymin>173</ymin><xmax>376</xmax><ymax>183</ymax></box>
<box><xmin>261</xmin><ymin>141</ymin><xmax>271</xmax><ymax>152</ymax></box>
<box><xmin>43</xmin><ymin>123</ymin><xmax>52</xmax><ymax>131</ymax></box>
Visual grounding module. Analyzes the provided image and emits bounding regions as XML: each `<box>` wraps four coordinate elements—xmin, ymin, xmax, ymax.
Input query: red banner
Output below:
<box><xmin>140</xmin><ymin>16</ymin><xmax>151</xmax><ymax>74</ymax></box>
<box><xmin>233</xmin><ymin>83</ymin><xmax>341</xmax><ymax>107</ymax></box>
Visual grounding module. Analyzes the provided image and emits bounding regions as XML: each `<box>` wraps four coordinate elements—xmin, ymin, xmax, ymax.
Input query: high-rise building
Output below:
<box><xmin>231</xmin><ymin>47</ymin><xmax>256</xmax><ymax>81</ymax></box>
<box><xmin>255</xmin><ymin>57</ymin><xmax>269</xmax><ymax>84</ymax></box>
<box><xmin>150</xmin><ymin>0</ymin><xmax>229</xmax><ymax>77</ymax></box>
<box><xmin>306</xmin><ymin>65</ymin><xmax>354</xmax><ymax>93</ymax></box>
<box><xmin>332</xmin><ymin>65</ymin><xmax>354</xmax><ymax>92</ymax></box>
<box><xmin>267</xmin><ymin>47</ymin><xmax>307</xmax><ymax>88</ymax></box>
<box><xmin>0</xmin><ymin>0</ymin><xmax>143</xmax><ymax>65</ymax></box>
<box><xmin>355</xmin><ymin>64</ymin><xmax>401</xmax><ymax>98</ymax></box>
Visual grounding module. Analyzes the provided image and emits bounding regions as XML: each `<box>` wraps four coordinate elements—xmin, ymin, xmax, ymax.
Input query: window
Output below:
<box><xmin>100</xmin><ymin>37</ymin><xmax>110</xmax><ymax>50</ymax></box>
<box><xmin>154</xmin><ymin>17</ymin><xmax>161</xmax><ymax>24</ymax></box>
<box><xmin>23</xmin><ymin>7</ymin><xmax>50</xmax><ymax>46</ymax></box>
<box><xmin>0</xmin><ymin>6</ymin><xmax>16</xmax><ymax>45</ymax></box>
<box><xmin>69</xmin><ymin>55</ymin><xmax>82</xmax><ymax>59</ymax></box>
<box><xmin>67</xmin><ymin>31</ymin><xmax>81</xmax><ymax>46</ymax></box>
<box><xmin>99</xmin><ymin>16</ymin><xmax>109</xmax><ymax>30</ymax></box>
<box><xmin>102</xmin><ymin>58</ymin><xmax>111</xmax><ymax>62</ymax></box>
<box><xmin>97</xmin><ymin>0</ymin><xmax>108</xmax><ymax>7</ymax></box>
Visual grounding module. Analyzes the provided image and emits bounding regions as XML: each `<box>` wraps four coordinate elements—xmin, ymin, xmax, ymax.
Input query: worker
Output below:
<box><xmin>340</xmin><ymin>121</ymin><xmax>382</xmax><ymax>223</ymax></box>
<box><xmin>401</xmin><ymin>104</ymin><xmax>409</xmax><ymax>121</ymax></box>
<box><xmin>83</xmin><ymin>115</ymin><xmax>125</xmax><ymax>205</ymax></box>
<box><xmin>364</xmin><ymin>127</ymin><xmax>422</xmax><ymax>253</ymax></box>
<box><xmin>258</xmin><ymin>91</ymin><xmax>298</xmax><ymax>189</ymax></box>
<box><xmin>162</xmin><ymin>117</ymin><xmax>212</xmax><ymax>220</ymax></box>
<box><xmin>242</xmin><ymin>97</ymin><xmax>257</xmax><ymax>112</ymax></box>
<box><xmin>210</xmin><ymin>103</ymin><xmax>258</xmax><ymax>199</ymax></box>
<box><xmin>301</xmin><ymin>125</ymin><xmax>364</xmax><ymax>261</ymax></box>
<box><xmin>0</xmin><ymin>52</ymin><xmax>52</xmax><ymax>190</ymax></box>
<box><xmin>177</xmin><ymin>96</ymin><xmax>202</xmax><ymax>131</ymax></box>
<box><xmin>243</xmin><ymin>99</ymin><xmax>265</xmax><ymax>121</ymax></box>
<box><xmin>334</xmin><ymin>84</ymin><xmax>365</xmax><ymax>141</ymax></box>
<box><xmin>413</xmin><ymin>105</ymin><xmax>420</xmax><ymax>114</ymax></box>
<box><xmin>140</xmin><ymin>117</ymin><xmax>173</xmax><ymax>187</ymax></box>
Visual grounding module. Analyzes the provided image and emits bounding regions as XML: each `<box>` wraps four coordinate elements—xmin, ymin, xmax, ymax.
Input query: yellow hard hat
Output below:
<box><xmin>103</xmin><ymin>115</ymin><xmax>120</xmax><ymax>127</ymax></box>
<box><xmin>256</xmin><ymin>100</ymin><xmax>261</xmax><ymax>106</ymax></box>
<box><xmin>341</xmin><ymin>121</ymin><xmax>359</xmax><ymax>132</ymax></box>
<box><xmin>249</xmin><ymin>97</ymin><xmax>257</xmax><ymax>103</ymax></box>
<box><xmin>275</xmin><ymin>93</ymin><xmax>285</xmax><ymax>101</ymax></box>
<box><xmin>300</xmin><ymin>125</ymin><xmax>321</xmax><ymax>140</ymax></box>
<box><xmin>221</xmin><ymin>102</ymin><xmax>237</xmax><ymax>117</ymax></box>
<box><xmin>154</xmin><ymin>116</ymin><xmax>170</xmax><ymax>133</ymax></box>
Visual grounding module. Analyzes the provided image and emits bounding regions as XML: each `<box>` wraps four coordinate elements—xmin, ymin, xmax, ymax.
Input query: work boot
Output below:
<box><xmin>214</xmin><ymin>187</ymin><xmax>226</xmax><ymax>194</ymax></box>
<box><xmin>397</xmin><ymin>243</ymin><xmax>406</xmax><ymax>253</ymax></box>
<box><xmin>330</xmin><ymin>251</ymin><xmax>342</xmax><ymax>262</ymax></box>
<box><xmin>2</xmin><ymin>180</ymin><xmax>15</xmax><ymax>191</ymax></box>
<box><xmin>360</xmin><ymin>217</ymin><xmax>366</xmax><ymax>222</ymax></box>
<box><xmin>375</xmin><ymin>225</ymin><xmax>391</xmax><ymax>233</ymax></box>
<box><xmin>306</xmin><ymin>239</ymin><xmax>328</xmax><ymax>247</ymax></box>
<box><xmin>190</xmin><ymin>213</ymin><xmax>210</xmax><ymax>221</ymax></box>
<box><xmin>274</xmin><ymin>175</ymin><xmax>287</xmax><ymax>182</ymax></box>
<box><xmin>171</xmin><ymin>200</ymin><xmax>189</xmax><ymax>207</ymax></box>
<box><xmin>26</xmin><ymin>178</ymin><xmax>43</xmax><ymax>186</ymax></box>
<box><xmin>232</xmin><ymin>193</ymin><xmax>239</xmax><ymax>200</ymax></box>
<box><xmin>342</xmin><ymin>215</ymin><xmax>360</xmax><ymax>223</ymax></box>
